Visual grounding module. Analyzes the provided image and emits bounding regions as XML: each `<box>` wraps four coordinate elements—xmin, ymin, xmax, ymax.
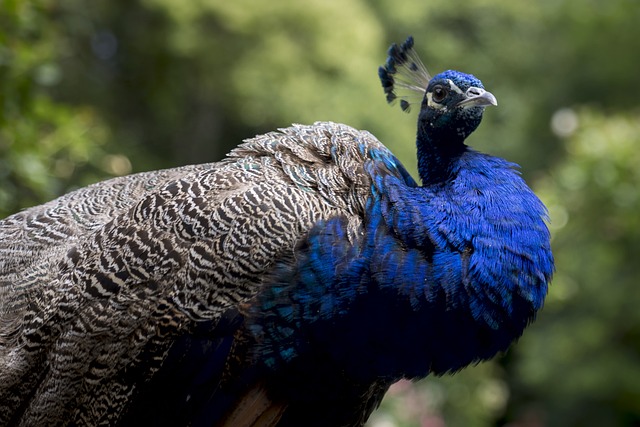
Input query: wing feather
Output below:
<box><xmin>0</xmin><ymin>122</ymin><xmax>409</xmax><ymax>425</ymax></box>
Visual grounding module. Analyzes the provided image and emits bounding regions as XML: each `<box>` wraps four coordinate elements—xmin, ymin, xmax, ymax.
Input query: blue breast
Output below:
<box><xmin>248</xmin><ymin>147</ymin><xmax>553</xmax><ymax>382</ymax></box>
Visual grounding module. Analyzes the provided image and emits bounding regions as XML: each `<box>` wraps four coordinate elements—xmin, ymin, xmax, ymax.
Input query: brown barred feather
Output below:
<box><xmin>0</xmin><ymin>122</ymin><xmax>391</xmax><ymax>426</ymax></box>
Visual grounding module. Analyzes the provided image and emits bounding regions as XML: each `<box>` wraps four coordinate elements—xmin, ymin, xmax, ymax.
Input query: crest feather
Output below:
<box><xmin>378</xmin><ymin>36</ymin><xmax>432</xmax><ymax>112</ymax></box>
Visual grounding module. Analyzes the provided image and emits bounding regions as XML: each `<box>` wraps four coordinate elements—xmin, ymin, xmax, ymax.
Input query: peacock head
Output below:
<box><xmin>379</xmin><ymin>36</ymin><xmax>497</xmax><ymax>144</ymax></box>
<box><xmin>420</xmin><ymin>70</ymin><xmax>497</xmax><ymax>141</ymax></box>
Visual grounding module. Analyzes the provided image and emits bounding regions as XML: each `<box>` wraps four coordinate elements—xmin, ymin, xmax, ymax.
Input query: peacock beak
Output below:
<box><xmin>456</xmin><ymin>87</ymin><xmax>498</xmax><ymax>108</ymax></box>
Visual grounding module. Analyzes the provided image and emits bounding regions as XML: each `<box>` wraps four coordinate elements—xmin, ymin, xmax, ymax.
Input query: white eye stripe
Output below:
<box><xmin>447</xmin><ymin>79</ymin><xmax>464</xmax><ymax>95</ymax></box>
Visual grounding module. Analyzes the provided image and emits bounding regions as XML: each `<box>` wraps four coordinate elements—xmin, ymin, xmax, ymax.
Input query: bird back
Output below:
<box><xmin>0</xmin><ymin>122</ymin><xmax>412</xmax><ymax>426</ymax></box>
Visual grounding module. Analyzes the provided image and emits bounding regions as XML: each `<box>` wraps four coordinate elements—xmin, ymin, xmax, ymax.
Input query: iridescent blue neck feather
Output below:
<box><xmin>248</xmin><ymin>146</ymin><xmax>552</xmax><ymax>381</ymax></box>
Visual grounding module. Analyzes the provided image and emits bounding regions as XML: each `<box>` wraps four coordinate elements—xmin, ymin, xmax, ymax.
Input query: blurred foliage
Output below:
<box><xmin>511</xmin><ymin>109</ymin><xmax>640</xmax><ymax>427</ymax></box>
<box><xmin>0</xmin><ymin>0</ymin><xmax>114</xmax><ymax>216</ymax></box>
<box><xmin>1</xmin><ymin>0</ymin><xmax>640</xmax><ymax>426</ymax></box>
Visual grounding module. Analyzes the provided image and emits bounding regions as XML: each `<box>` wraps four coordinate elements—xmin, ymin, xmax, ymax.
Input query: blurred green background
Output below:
<box><xmin>1</xmin><ymin>0</ymin><xmax>639</xmax><ymax>426</ymax></box>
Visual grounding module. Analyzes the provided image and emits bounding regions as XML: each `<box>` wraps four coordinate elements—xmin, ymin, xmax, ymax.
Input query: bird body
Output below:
<box><xmin>0</xmin><ymin>37</ymin><xmax>553</xmax><ymax>426</ymax></box>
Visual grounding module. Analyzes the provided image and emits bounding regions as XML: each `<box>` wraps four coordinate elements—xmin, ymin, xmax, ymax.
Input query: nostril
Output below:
<box><xmin>466</xmin><ymin>87</ymin><xmax>484</xmax><ymax>97</ymax></box>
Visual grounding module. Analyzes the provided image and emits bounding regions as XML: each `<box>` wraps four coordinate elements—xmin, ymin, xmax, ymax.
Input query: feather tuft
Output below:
<box><xmin>378</xmin><ymin>36</ymin><xmax>432</xmax><ymax>113</ymax></box>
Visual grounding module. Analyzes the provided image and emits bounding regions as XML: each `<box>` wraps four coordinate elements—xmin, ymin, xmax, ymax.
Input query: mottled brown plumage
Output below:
<box><xmin>0</xmin><ymin>122</ymin><xmax>391</xmax><ymax>426</ymax></box>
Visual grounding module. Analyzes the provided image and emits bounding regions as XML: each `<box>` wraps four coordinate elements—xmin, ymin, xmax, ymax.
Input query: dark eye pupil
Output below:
<box><xmin>432</xmin><ymin>85</ymin><xmax>447</xmax><ymax>102</ymax></box>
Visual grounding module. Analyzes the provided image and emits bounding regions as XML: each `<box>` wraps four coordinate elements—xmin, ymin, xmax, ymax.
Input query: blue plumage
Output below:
<box><xmin>250</xmin><ymin>152</ymin><xmax>551</xmax><ymax>377</ymax></box>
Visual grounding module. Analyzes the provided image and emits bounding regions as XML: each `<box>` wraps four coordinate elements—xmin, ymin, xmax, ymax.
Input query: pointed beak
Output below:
<box><xmin>456</xmin><ymin>87</ymin><xmax>498</xmax><ymax>108</ymax></box>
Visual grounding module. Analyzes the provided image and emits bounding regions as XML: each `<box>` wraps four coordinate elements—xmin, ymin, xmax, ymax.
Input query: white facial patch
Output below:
<box><xmin>447</xmin><ymin>79</ymin><xmax>465</xmax><ymax>95</ymax></box>
<box><xmin>426</xmin><ymin>92</ymin><xmax>447</xmax><ymax>110</ymax></box>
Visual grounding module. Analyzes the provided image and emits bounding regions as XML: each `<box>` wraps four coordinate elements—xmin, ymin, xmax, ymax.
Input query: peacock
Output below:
<box><xmin>0</xmin><ymin>36</ymin><xmax>553</xmax><ymax>426</ymax></box>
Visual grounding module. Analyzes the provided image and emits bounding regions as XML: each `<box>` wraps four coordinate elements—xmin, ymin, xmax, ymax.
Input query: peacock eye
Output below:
<box><xmin>432</xmin><ymin>85</ymin><xmax>448</xmax><ymax>103</ymax></box>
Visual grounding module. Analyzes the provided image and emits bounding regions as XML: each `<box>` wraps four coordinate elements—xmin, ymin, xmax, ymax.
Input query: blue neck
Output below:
<box><xmin>416</xmin><ymin>123</ymin><xmax>466</xmax><ymax>185</ymax></box>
